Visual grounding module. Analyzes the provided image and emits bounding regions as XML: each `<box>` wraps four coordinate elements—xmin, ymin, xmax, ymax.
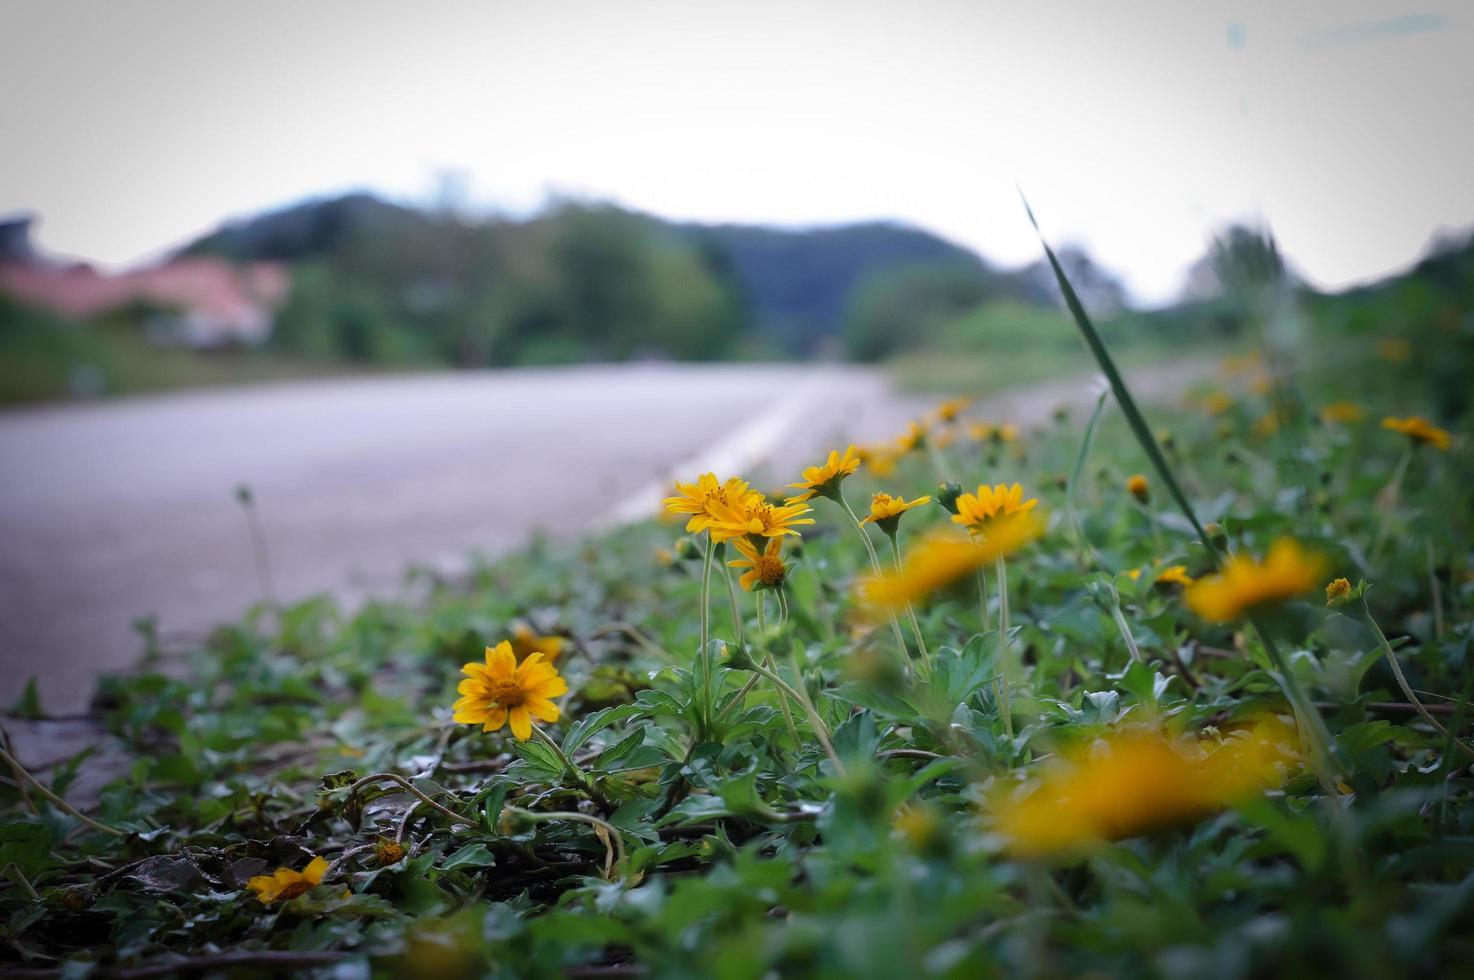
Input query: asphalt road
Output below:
<box><xmin>0</xmin><ymin>358</ymin><xmax>1215</xmax><ymax>717</ymax></box>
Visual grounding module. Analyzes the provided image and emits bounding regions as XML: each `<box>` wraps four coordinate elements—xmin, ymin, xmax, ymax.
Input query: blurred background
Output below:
<box><xmin>1</xmin><ymin>0</ymin><xmax>1471</xmax><ymax>711</ymax></box>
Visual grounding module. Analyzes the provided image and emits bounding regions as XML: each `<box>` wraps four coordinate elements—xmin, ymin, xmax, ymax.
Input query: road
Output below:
<box><xmin>0</xmin><ymin>358</ymin><xmax>1216</xmax><ymax>717</ymax></box>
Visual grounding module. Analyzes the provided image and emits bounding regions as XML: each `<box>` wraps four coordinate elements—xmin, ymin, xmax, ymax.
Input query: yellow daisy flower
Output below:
<box><xmin>933</xmin><ymin>396</ymin><xmax>970</xmax><ymax>424</ymax></box>
<box><xmin>1199</xmin><ymin>391</ymin><xmax>1235</xmax><ymax>416</ymax></box>
<box><xmin>863</xmin><ymin>445</ymin><xmax>899</xmax><ymax>477</ymax></box>
<box><xmin>246</xmin><ymin>855</ymin><xmax>330</xmax><ymax>904</ymax></box>
<box><xmin>1324</xmin><ymin>577</ymin><xmax>1352</xmax><ymax>606</ymax></box>
<box><xmin>860</xmin><ymin>491</ymin><xmax>931</xmax><ymax>536</ymax></box>
<box><xmin>1381</xmin><ymin>415</ymin><xmax>1451</xmax><ymax>451</ymax></box>
<box><xmin>706</xmin><ymin>496</ymin><xmax>814</xmax><ymax>543</ymax></box>
<box><xmin>858</xmin><ymin>515</ymin><xmax>1042</xmax><ymax>614</ymax></box>
<box><xmin>895</xmin><ymin>421</ymin><xmax>928</xmax><ymax>454</ymax></box>
<box><xmin>1319</xmin><ymin>401</ymin><xmax>1364</xmax><ymax>425</ymax></box>
<box><xmin>727</xmin><ymin>536</ymin><xmax>788</xmax><ymax>592</ymax></box>
<box><xmin>1156</xmin><ymin>565</ymin><xmax>1194</xmax><ymax>587</ymax></box>
<box><xmin>510</xmin><ymin>622</ymin><xmax>567</xmax><ymax>663</ymax></box>
<box><xmin>786</xmin><ymin>445</ymin><xmax>862</xmax><ymax>503</ymax></box>
<box><xmin>951</xmin><ymin>483</ymin><xmax>1039</xmax><ymax>536</ymax></box>
<box><xmin>453</xmin><ymin>642</ymin><xmax>568</xmax><ymax>740</ymax></box>
<box><xmin>1184</xmin><ymin>538</ymin><xmax>1327</xmax><ymax>622</ymax></box>
<box><xmin>1126</xmin><ymin>474</ymin><xmax>1149</xmax><ymax>504</ymax></box>
<box><xmin>990</xmin><ymin>720</ymin><xmax>1296</xmax><ymax>857</ymax></box>
<box><xmin>662</xmin><ymin>474</ymin><xmax>759</xmax><ymax>533</ymax></box>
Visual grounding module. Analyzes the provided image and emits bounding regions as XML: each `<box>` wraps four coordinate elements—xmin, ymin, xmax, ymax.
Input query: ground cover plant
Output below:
<box><xmin>1</xmin><ymin>248</ymin><xmax>1472</xmax><ymax>978</ymax></box>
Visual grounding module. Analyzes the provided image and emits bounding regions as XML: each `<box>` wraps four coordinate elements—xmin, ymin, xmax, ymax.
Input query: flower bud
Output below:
<box><xmin>935</xmin><ymin>482</ymin><xmax>963</xmax><ymax>515</ymax></box>
<box><xmin>1126</xmin><ymin>473</ymin><xmax>1150</xmax><ymax>504</ymax></box>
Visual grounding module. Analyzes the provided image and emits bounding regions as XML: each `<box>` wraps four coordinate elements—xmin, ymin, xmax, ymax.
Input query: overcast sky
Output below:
<box><xmin>2</xmin><ymin>0</ymin><xmax>1471</xmax><ymax>303</ymax></box>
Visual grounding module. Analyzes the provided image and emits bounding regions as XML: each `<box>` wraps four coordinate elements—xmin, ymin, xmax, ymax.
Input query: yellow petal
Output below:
<box><xmin>303</xmin><ymin>856</ymin><xmax>330</xmax><ymax>885</ymax></box>
<box><xmin>527</xmin><ymin>698</ymin><xmax>561</xmax><ymax>723</ymax></box>
<box><xmin>479</xmin><ymin>706</ymin><xmax>507</xmax><ymax>732</ymax></box>
<box><xmin>525</xmin><ymin>675</ymin><xmax>568</xmax><ymax>699</ymax></box>
<box><xmin>509</xmin><ymin>706</ymin><xmax>533</xmax><ymax>740</ymax></box>
<box><xmin>486</xmin><ymin>641</ymin><xmax>516</xmax><ymax>677</ymax></box>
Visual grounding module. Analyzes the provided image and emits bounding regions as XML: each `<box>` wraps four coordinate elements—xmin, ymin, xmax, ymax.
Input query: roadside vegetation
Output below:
<box><xmin>0</xmin><ymin>234</ymin><xmax>1471</xmax><ymax>978</ymax></box>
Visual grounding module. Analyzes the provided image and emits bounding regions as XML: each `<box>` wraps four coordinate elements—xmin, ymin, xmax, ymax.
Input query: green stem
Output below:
<box><xmin>756</xmin><ymin>592</ymin><xmax>800</xmax><ymax>747</ymax></box>
<box><xmin>1358</xmin><ymin>602</ymin><xmax>1473</xmax><ymax>760</ymax></box>
<box><xmin>0</xmin><ymin>745</ymin><xmax>125</xmax><ymax>838</ymax></box>
<box><xmin>996</xmin><ymin>556</ymin><xmax>1014</xmax><ymax>739</ymax></box>
<box><xmin>504</xmin><ymin>806</ymin><xmax>626</xmax><ymax>878</ymax></box>
<box><xmin>976</xmin><ymin>563</ymin><xmax>990</xmax><ymax>632</ymax></box>
<box><xmin>890</xmin><ymin>534</ymin><xmax>931</xmax><ymax>669</ymax></box>
<box><xmin>836</xmin><ymin>490</ymin><xmax>910</xmax><ymax>661</ymax></box>
<box><xmin>1371</xmin><ymin>446</ymin><xmax>1414</xmax><ymax>563</ymax></box>
<box><xmin>698</xmin><ymin>533</ymin><xmax>714</xmax><ymax>657</ymax></box>
<box><xmin>722</xmin><ymin>558</ymin><xmax>745</xmax><ymax>647</ymax></box>
<box><xmin>1247</xmin><ymin>617</ymin><xmax>1343</xmax><ymax>788</ymax></box>
<box><xmin>532</xmin><ymin>724</ymin><xmax>616</xmax><ymax>810</ymax></box>
<box><xmin>1428</xmin><ymin>538</ymin><xmax>1445</xmax><ymax>641</ymax></box>
<box><xmin>746</xmin><ymin>659</ymin><xmax>846</xmax><ymax>777</ymax></box>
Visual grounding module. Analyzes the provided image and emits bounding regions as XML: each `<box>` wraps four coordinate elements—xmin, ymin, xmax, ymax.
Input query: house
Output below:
<box><xmin>0</xmin><ymin>215</ymin><xmax>289</xmax><ymax>347</ymax></box>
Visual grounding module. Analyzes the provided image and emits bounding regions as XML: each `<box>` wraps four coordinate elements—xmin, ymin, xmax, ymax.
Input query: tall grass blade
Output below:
<box><xmin>1021</xmin><ymin>195</ymin><xmax>1221</xmax><ymax>562</ymax></box>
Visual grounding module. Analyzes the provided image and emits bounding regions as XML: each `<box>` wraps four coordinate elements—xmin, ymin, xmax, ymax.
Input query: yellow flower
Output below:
<box><xmin>1200</xmin><ymin>391</ymin><xmax>1234</xmax><ymax>416</ymax></box>
<box><xmin>1381</xmin><ymin>415</ymin><xmax>1451</xmax><ymax>451</ymax></box>
<box><xmin>1324</xmin><ymin>577</ymin><xmax>1352</xmax><ymax>606</ymax></box>
<box><xmin>374</xmin><ymin>839</ymin><xmax>406</xmax><ymax>866</ymax></box>
<box><xmin>990</xmin><ymin>720</ymin><xmax>1297</xmax><ymax>857</ymax></box>
<box><xmin>1156</xmin><ymin>565</ymin><xmax>1194</xmax><ymax>587</ymax></box>
<box><xmin>1319</xmin><ymin>401</ymin><xmax>1364</xmax><ymax>425</ymax></box>
<box><xmin>951</xmin><ymin>483</ymin><xmax>1038</xmax><ymax>536</ymax></box>
<box><xmin>860</xmin><ymin>492</ymin><xmax>931</xmax><ymax>536</ymax></box>
<box><xmin>1184</xmin><ymin>538</ymin><xmax>1327</xmax><ymax>622</ymax></box>
<box><xmin>662</xmin><ymin>474</ymin><xmax>759</xmax><ymax>533</ymax></box>
<box><xmin>510</xmin><ymin>622</ymin><xmax>566</xmax><ymax>663</ymax></box>
<box><xmin>1126</xmin><ymin>474</ymin><xmax>1149</xmax><ymax>504</ymax></box>
<box><xmin>933</xmin><ymin>397</ymin><xmax>970</xmax><ymax>424</ymax></box>
<box><xmin>706</xmin><ymin>495</ymin><xmax>814</xmax><ymax>542</ymax></box>
<box><xmin>453</xmin><ymin>642</ymin><xmax>568</xmax><ymax>740</ymax></box>
<box><xmin>786</xmin><ymin>445</ymin><xmax>862</xmax><ymax>503</ymax></box>
<box><xmin>246</xmin><ymin>855</ymin><xmax>330</xmax><ymax>904</ymax></box>
<box><xmin>863</xmin><ymin>445</ymin><xmax>900</xmax><ymax>477</ymax></box>
<box><xmin>895</xmin><ymin>421</ymin><xmax>928</xmax><ymax>454</ymax></box>
<box><xmin>858</xmin><ymin>515</ymin><xmax>1042</xmax><ymax>614</ymax></box>
<box><xmin>1253</xmin><ymin>410</ymin><xmax>1283</xmax><ymax>438</ymax></box>
<box><xmin>1376</xmin><ymin>337</ymin><xmax>1412</xmax><ymax>363</ymax></box>
<box><xmin>1125</xmin><ymin>568</ymin><xmax>1143</xmax><ymax>582</ymax></box>
<box><xmin>728</xmin><ymin>536</ymin><xmax>788</xmax><ymax>592</ymax></box>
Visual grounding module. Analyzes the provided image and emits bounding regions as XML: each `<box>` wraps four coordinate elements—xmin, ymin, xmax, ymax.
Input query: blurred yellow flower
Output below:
<box><xmin>246</xmin><ymin>856</ymin><xmax>330</xmax><ymax>904</ymax></box>
<box><xmin>990</xmin><ymin>720</ymin><xmax>1298</xmax><ymax>857</ymax></box>
<box><xmin>662</xmin><ymin>474</ymin><xmax>759</xmax><ymax>533</ymax></box>
<box><xmin>1200</xmin><ymin>391</ymin><xmax>1235</xmax><ymax>416</ymax></box>
<box><xmin>860</xmin><ymin>491</ymin><xmax>931</xmax><ymax>535</ymax></box>
<box><xmin>510</xmin><ymin>622</ymin><xmax>566</xmax><ymax>663</ymax></box>
<box><xmin>858</xmin><ymin>515</ymin><xmax>1041</xmax><ymax>614</ymax></box>
<box><xmin>1253</xmin><ymin>410</ymin><xmax>1283</xmax><ymax>438</ymax></box>
<box><xmin>1319</xmin><ymin>401</ymin><xmax>1364</xmax><ymax>425</ymax></box>
<box><xmin>453</xmin><ymin>642</ymin><xmax>567</xmax><ymax>739</ymax></box>
<box><xmin>1126</xmin><ymin>474</ymin><xmax>1149</xmax><ymax>503</ymax></box>
<box><xmin>1376</xmin><ymin>337</ymin><xmax>1412</xmax><ymax>362</ymax></box>
<box><xmin>728</xmin><ymin>536</ymin><xmax>788</xmax><ymax>592</ymax></box>
<box><xmin>1184</xmin><ymin>538</ymin><xmax>1327</xmax><ymax>622</ymax></box>
<box><xmin>1156</xmin><ymin>565</ymin><xmax>1194</xmax><ymax>587</ymax></box>
<box><xmin>1324</xmin><ymin>577</ymin><xmax>1352</xmax><ymax>606</ymax></box>
<box><xmin>786</xmin><ymin>445</ymin><xmax>861</xmax><ymax>503</ymax></box>
<box><xmin>934</xmin><ymin>397</ymin><xmax>970</xmax><ymax>424</ymax></box>
<box><xmin>895</xmin><ymin>421</ymin><xmax>928</xmax><ymax>454</ymax></box>
<box><xmin>706</xmin><ymin>496</ymin><xmax>814</xmax><ymax>542</ymax></box>
<box><xmin>1381</xmin><ymin>415</ymin><xmax>1451</xmax><ymax>451</ymax></box>
<box><xmin>951</xmin><ymin>483</ymin><xmax>1038</xmax><ymax>536</ymax></box>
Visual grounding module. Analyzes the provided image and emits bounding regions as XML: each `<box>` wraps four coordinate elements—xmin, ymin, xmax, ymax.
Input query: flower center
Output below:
<box><xmin>755</xmin><ymin>555</ymin><xmax>785</xmax><ymax>585</ymax></box>
<box><xmin>487</xmin><ymin>679</ymin><xmax>526</xmax><ymax>707</ymax></box>
<box><xmin>277</xmin><ymin>880</ymin><xmax>313</xmax><ymax>901</ymax></box>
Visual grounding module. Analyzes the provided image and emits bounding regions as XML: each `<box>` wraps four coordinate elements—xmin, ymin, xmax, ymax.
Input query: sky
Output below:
<box><xmin>2</xmin><ymin>0</ymin><xmax>1471</xmax><ymax>304</ymax></box>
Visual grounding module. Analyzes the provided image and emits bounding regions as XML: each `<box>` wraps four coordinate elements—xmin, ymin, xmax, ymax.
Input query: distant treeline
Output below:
<box><xmin>181</xmin><ymin>194</ymin><xmax>1159</xmax><ymax>367</ymax></box>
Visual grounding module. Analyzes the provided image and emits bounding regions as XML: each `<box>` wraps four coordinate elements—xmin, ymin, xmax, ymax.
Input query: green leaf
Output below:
<box><xmin>8</xmin><ymin>678</ymin><xmax>45</xmax><ymax>720</ymax></box>
<box><xmin>440</xmin><ymin>842</ymin><xmax>496</xmax><ymax>870</ymax></box>
<box><xmin>0</xmin><ymin>823</ymin><xmax>54</xmax><ymax>878</ymax></box>
<box><xmin>562</xmin><ymin>703</ymin><xmax>646</xmax><ymax>757</ymax></box>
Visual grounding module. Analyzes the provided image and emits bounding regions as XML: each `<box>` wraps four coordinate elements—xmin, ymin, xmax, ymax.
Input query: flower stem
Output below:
<box><xmin>746</xmin><ymin>659</ymin><xmax>846</xmax><ymax>777</ymax></box>
<box><xmin>756</xmin><ymin>592</ymin><xmax>800</xmax><ymax>747</ymax></box>
<box><xmin>722</xmin><ymin>559</ymin><xmax>746</xmax><ymax>646</ymax></box>
<box><xmin>890</xmin><ymin>535</ymin><xmax>930</xmax><ymax>669</ymax></box>
<box><xmin>346</xmin><ymin>772</ymin><xmax>476</xmax><ymax>827</ymax></box>
<box><xmin>532</xmin><ymin>724</ymin><xmax>615</xmax><ymax>811</ymax></box>
<box><xmin>1246</xmin><ymin>617</ymin><xmax>1343</xmax><ymax>788</ymax></box>
<box><xmin>1358</xmin><ymin>601</ymin><xmax>1473</xmax><ymax>760</ymax></box>
<box><xmin>505</xmin><ymin>806</ymin><xmax>626</xmax><ymax>878</ymax></box>
<box><xmin>996</xmin><ymin>556</ymin><xmax>1014</xmax><ymax>739</ymax></box>
<box><xmin>0</xmin><ymin>745</ymin><xmax>125</xmax><ymax>838</ymax></box>
<box><xmin>698</xmin><ymin>532</ymin><xmax>714</xmax><ymax>657</ymax></box>
<box><xmin>836</xmin><ymin>490</ymin><xmax>910</xmax><ymax>662</ymax></box>
<box><xmin>975</xmin><ymin>563</ymin><xmax>990</xmax><ymax>632</ymax></box>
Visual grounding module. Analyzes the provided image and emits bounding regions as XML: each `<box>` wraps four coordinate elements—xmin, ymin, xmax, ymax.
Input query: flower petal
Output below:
<box><xmin>508</xmin><ymin>706</ymin><xmax>533</xmax><ymax>740</ymax></box>
<box><xmin>526</xmin><ymin>698</ymin><xmax>561</xmax><ymax>723</ymax></box>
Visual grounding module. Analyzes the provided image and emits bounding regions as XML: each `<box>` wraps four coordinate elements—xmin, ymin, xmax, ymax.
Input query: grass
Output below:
<box><xmin>0</xmin><ymin>255</ymin><xmax>1470</xmax><ymax>977</ymax></box>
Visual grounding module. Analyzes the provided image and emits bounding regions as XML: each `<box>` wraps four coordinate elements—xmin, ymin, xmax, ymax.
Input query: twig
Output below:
<box><xmin>0</xmin><ymin>745</ymin><xmax>124</xmax><ymax>837</ymax></box>
<box><xmin>345</xmin><ymin>772</ymin><xmax>476</xmax><ymax>827</ymax></box>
